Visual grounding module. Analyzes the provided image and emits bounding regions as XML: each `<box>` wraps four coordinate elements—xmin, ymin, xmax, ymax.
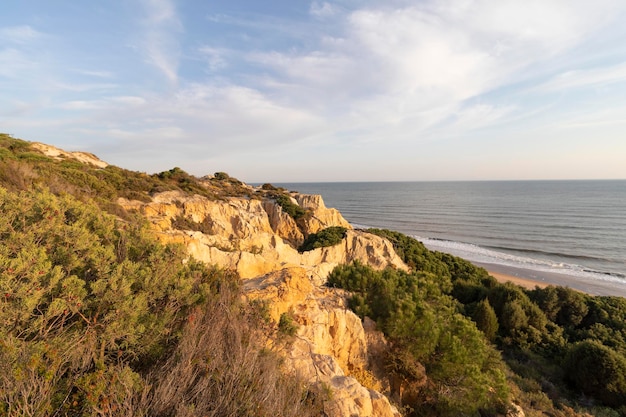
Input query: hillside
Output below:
<box><xmin>2</xmin><ymin>134</ymin><xmax>626</xmax><ymax>417</ymax></box>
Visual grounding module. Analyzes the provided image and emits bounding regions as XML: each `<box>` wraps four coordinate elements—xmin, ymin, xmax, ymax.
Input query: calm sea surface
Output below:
<box><xmin>277</xmin><ymin>181</ymin><xmax>626</xmax><ymax>296</ymax></box>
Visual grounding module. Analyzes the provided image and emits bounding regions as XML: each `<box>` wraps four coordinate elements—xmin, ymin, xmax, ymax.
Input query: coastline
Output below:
<box><xmin>478</xmin><ymin>262</ymin><xmax>626</xmax><ymax>297</ymax></box>
<box><xmin>487</xmin><ymin>270</ymin><xmax>548</xmax><ymax>291</ymax></box>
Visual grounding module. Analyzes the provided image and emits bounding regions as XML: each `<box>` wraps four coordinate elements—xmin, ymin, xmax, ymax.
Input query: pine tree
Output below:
<box><xmin>474</xmin><ymin>298</ymin><xmax>499</xmax><ymax>342</ymax></box>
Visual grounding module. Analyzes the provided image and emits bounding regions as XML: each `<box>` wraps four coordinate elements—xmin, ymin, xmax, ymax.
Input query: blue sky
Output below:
<box><xmin>2</xmin><ymin>0</ymin><xmax>626</xmax><ymax>182</ymax></box>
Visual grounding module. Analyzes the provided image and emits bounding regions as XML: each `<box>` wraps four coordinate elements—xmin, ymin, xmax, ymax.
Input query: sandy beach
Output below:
<box><xmin>487</xmin><ymin>270</ymin><xmax>548</xmax><ymax>291</ymax></box>
<box><xmin>477</xmin><ymin>262</ymin><xmax>626</xmax><ymax>297</ymax></box>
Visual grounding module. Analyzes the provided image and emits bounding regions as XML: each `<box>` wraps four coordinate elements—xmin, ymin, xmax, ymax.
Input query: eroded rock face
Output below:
<box><xmin>294</xmin><ymin>194</ymin><xmax>352</xmax><ymax>236</ymax></box>
<box><xmin>119</xmin><ymin>190</ymin><xmax>406</xmax><ymax>416</ymax></box>
<box><xmin>262</xmin><ymin>199</ymin><xmax>304</xmax><ymax>247</ymax></box>
<box><xmin>120</xmin><ymin>192</ymin><xmax>408</xmax><ymax>282</ymax></box>
<box><xmin>244</xmin><ymin>267</ymin><xmax>399</xmax><ymax>417</ymax></box>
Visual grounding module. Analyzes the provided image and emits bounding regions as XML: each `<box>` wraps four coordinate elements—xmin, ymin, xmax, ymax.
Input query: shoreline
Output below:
<box><xmin>477</xmin><ymin>262</ymin><xmax>626</xmax><ymax>297</ymax></box>
<box><xmin>487</xmin><ymin>270</ymin><xmax>548</xmax><ymax>291</ymax></box>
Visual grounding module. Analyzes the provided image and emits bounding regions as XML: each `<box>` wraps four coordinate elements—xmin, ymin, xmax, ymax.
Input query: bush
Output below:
<box><xmin>299</xmin><ymin>226</ymin><xmax>347</xmax><ymax>252</ymax></box>
<box><xmin>564</xmin><ymin>340</ymin><xmax>626</xmax><ymax>407</ymax></box>
<box><xmin>171</xmin><ymin>214</ymin><xmax>214</xmax><ymax>234</ymax></box>
<box><xmin>275</xmin><ymin>194</ymin><xmax>307</xmax><ymax>220</ymax></box>
<box><xmin>213</xmin><ymin>171</ymin><xmax>230</xmax><ymax>181</ymax></box>
<box><xmin>278</xmin><ymin>311</ymin><xmax>299</xmax><ymax>336</ymax></box>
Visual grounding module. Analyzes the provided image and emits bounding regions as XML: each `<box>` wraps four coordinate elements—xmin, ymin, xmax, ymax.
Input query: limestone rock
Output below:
<box><xmin>324</xmin><ymin>376</ymin><xmax>398</xmax><ymax>417</ymax></box>
<box><xmin>294</xmin><ymin>193</ymin><xmax>352</xmax><ymax>236</ymax></box>
<box><xmin>244</xmin><ymin>267</ymin><xmax>366</xmax><ymax>371</ymax></box>
<box><xmin>132</xmin><ymin>192</ymin><xmax>408</xmax><ymax>281</ymax></box>
<box><xmin>243</xmin><ymin>267</ymin><xmax>313</xmax><ymax>323</ymax></box>
<box><xmin>244</xmin><ymin>267</ymin><xmax>399</xmax><ymax>417</ymax></box>
<box><xmin>302</xmin><ymin>230</ymin><xmax>408</xmax><ymax>285</ymax></box>
<box><xmin>262</xmin><ymin>199</ymin><xmax>304</xmax><ymax>247</ymax></box>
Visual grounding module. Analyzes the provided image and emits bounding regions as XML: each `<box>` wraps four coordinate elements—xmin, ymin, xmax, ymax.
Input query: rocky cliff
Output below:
<box><xmin>118</xmin><ymin>188</ymin><xmax>407</xmax><ymax>416</ymax></box>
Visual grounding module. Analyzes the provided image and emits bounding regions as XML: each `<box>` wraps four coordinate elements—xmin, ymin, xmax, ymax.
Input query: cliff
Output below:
<box><xmin>118</xmin><ymin>189</ymin><xmax>407</xmax><ymax>416</ymax></box>
<box><xmin>9</xmin><ymin>136</ymin><xmax>623</xmax><ymax>416</ymax></box>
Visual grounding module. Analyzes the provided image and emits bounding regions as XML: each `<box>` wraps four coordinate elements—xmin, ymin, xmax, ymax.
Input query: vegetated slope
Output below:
<box><xmin>329</xmin><ymin>228</ymin><xmax>626</xmax><ymax>416</ymax></box>
<box><xmin>0</xmin><ymin>134</ymin><xmax>258</xmax><ymax>210</ymax></box>
<box><xmin>0</xmin><ymin>136</ymin><xmax>323</xmax><ymax>416</ymax></box>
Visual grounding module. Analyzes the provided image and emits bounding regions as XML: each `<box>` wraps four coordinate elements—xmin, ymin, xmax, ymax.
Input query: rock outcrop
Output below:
<box><xmin>294</xmin><ymin>193</ymin><xmax>352</xmax><ymax>236</ymax></box>
<box><xmin>31</xmin><ymin>142</ymin><xmax>108</xmax><ymax>168</ymax></box>
<box><xmin>119</xmin><ymin>189</ymin><xmax>406</xmax><ymax>416</ymax></box>
<box><xmin>244</xmin><ymin>267</ymin><xmax>399</xmax><ymax>417</ymax></box>
<box><xmin>119</xmin><ymin>191</ymin><xmax>407</xmax><ymax>284</ymax></box>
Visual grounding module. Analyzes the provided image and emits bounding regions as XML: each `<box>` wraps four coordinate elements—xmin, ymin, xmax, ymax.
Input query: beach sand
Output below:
<box><xmin>477</xmin><ymin>262</ymin><xmax>626</xmax><ymax>297</ymax></box>
<box><xmin>487</xmin><ymin>271</ymin><xmax>548</xmax><ymax>290</ymax></box>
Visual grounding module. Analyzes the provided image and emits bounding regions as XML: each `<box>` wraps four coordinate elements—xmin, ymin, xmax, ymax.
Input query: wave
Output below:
<box><xmin>483</xmin><ymin>245</ymin><xmax>616</xmax><ymax>264</ymax></box>
<box><xmin>417</xmin><ymin>236</ymin><xmax>626</xmax><ymax>283</ymax></box>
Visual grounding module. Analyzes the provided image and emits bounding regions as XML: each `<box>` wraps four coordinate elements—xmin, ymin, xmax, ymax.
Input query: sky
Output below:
<box><xmin>1</xmin><ymin>0</ymin><xmax>626</xmax><ymax>182</ymax></box>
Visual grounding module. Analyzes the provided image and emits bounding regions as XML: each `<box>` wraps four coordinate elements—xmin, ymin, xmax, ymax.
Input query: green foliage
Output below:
<box><xmin>0</xmin><ymin>187</ymin><xmax>319</xmax><ymax>416</ymax></box>
<box><xmin>0</xmin><ymin>136</ymin><xmax>254</xmax><ymax>215</ymax></box>
<box><xmin>328</xmin><ymin>261</ymin><xmax>509</xmax><ymax>416</ymax></box>
<box><xmin>171</xmin><ymin>214</ymin><xmax>214</xmax><ymax>234</ymax></box>
<box><xmin>353</xmin><ymin>228</ymin><xmax>626</xmax><ymax>414</ymax></box>
<box><xmin>278</xmin><ymin>311</ymin><xmax>299</xmax><ymax>336</ymax></box>
<box><xmin>213</xmin><ymin>171</ymin><xmax>231</xmax><ymax>181</ymax></box>
<box><xmin>275</xmin><ymin>194</ymin><xmax>307</xmax><ymax>220</ymax></box>
<box><xmin>473</xmin><ymin>298</ymin><xmax>499</xmax><ymax>342</ymax></box>
<box><xmin>564</xmin><ymin>340</ymin><xmax>626</xmax><ymax>407</ymax></box>
<box><xmin>299</xmin><ymin>226</ymin><xmax>347</xmax><ymax>252</ymax></box>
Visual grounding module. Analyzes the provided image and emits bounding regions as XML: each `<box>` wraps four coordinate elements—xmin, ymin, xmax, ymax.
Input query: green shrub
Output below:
<box><xmin>171</xmin><ymin>214</ymin><xmax>214</xmax><ymax>234</ymax></box>
<box><xmin>327</xmin><ymin>262</ymin><xmax>509</xmax><ymax>416</ymax></box>
<box><xmin>299</xmin><ymin>226</ymin><xmax>347</xmax><ymax>252</ymax></box>
<box><xmin>213</xmin><ymin>171</ymin><xmax>230</xmax><ymax>181</ymax></box>
<box><xmin>278</xmin><ymin>312</ymin><xmax>299</xmax><ymax>336</ymax></box>
<box><xmin>275</xmin><ymin>194</ymin><xmax>307</xmax><ymax>220</ymax></box>
<box><xmin>564</xmin><ymin>340</ymin><xmax>626</xmax><ymax>407</ymax></box>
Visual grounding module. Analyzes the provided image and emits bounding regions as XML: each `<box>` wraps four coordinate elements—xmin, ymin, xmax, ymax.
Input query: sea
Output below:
<box><xmin>276</xmin><ymin>180</ymin><xmax>626</xmax><ymax>297</ymax></box>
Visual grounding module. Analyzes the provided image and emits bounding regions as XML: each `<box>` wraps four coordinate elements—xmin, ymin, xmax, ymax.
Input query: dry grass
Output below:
<box><xmin>133</xmin><ymin>288</ymin><xmax>323</xmax><ymax>417</ymax></box>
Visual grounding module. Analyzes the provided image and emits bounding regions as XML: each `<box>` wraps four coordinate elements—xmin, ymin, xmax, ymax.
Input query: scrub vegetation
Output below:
<box><xmin>299</xmin><ymin>226</ymin><xmax>348</xmax><ymax>252</ymax></box>
<box><xmin>0</xmin><ymin>136</ymin><xmax>321</xmax><ymax>417</ymax></box>
<box><xmin>327</xmin><ymin>228</ymin><xmax>626</xmax><ymax>416</ymax></box>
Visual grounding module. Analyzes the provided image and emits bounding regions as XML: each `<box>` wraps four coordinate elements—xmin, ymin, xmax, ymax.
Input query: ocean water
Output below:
<box><xmin>277</xmin><ymin>181</ymin><xmax>626</xmax><ymax>296</ymax></box>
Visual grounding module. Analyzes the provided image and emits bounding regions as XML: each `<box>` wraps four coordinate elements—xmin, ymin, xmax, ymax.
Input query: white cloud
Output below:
<box><xmin>32</xmin><ymin>83</ymin><xmax>325</xmax><ymax>171</ymax></box>
<box><xmin>538</xmin><ymin>62</ymin><xmax>626</xmax><ymax>92</ymax></box>
<box><xmin>59</xmin><ymin>100</ymin><xmax>106</xmax><ymax>111</ymax></box>
<box><xmin>198</xmin><ymin>46</ymin><xmax>228</xmax><ymax>72</ymax></box>
<box><xmin>310</xmin><ymin>2</ymin><xmax>339</xmax><ymax>18</ymax></box>
<box><xmin>0</xmin><ymin>25</ymin><xmax>42</xmax><ymax>43</ymax></box>
<box><xmin>52</xmin><ymin>82</ymin><xmax>118</xmax><ymax>92</ymax></box>
<box><xmin>72</xmin><ymin>69</ymin><xmax>115</xmax><ymax>79</ymax></box>
<box><xmin>139</xmin><ymin>0</ymin><xmax>182</xmax><ymax>84</ymax></box>
<box><xmin>237</xmin><ymin>0</ymin><xmax>626</xmax><ymax>149</ymax></box>
<box><xmin>4</xmin><ymin>0</ymin><xmax>626</xmax><ymax>180</ymax></box>
<box><xmin>448</xmin><ymin>104</ymin><xmax>516</xmax><ymax>132</ymax></box>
